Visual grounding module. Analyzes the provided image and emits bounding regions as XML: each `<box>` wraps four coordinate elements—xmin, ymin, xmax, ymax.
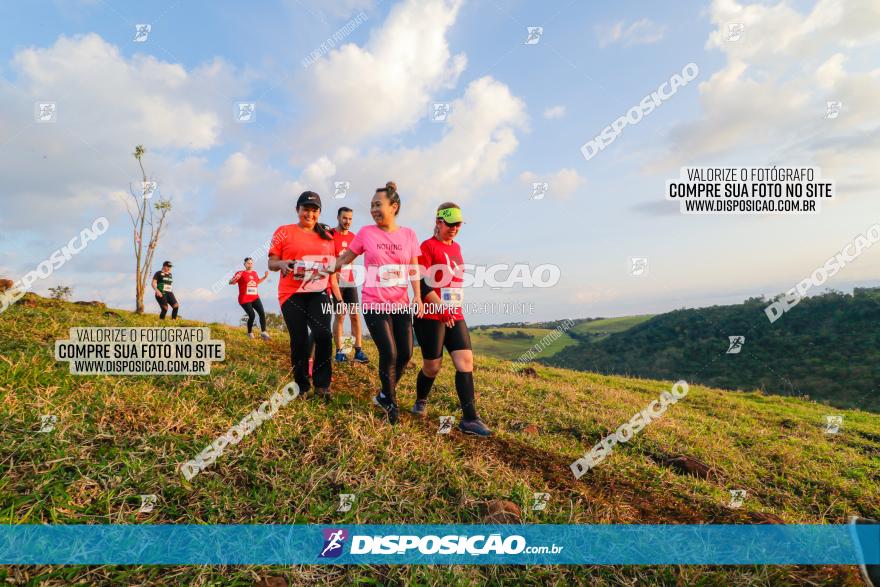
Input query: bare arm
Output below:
<box><xmin>332</xmin><ymin>249</ymin><xmax>358</xmax><ymax>272</ymax></box>
<box><xmin>328</xmin><ymin>273</ymin><xmax>342</xmax><ymax>302</ymax></box>
<box><xmin>409</xmin><ymin>256</ymin><xmax>424</xmax><ymax>319</ymax></box>
<box><xmin>258</xmin><ymin>271</ymin><xmax>269</xmax><ymax>284</ymax></box>
<box><xmin>268</xmin><ymin>254</ymin><xmax>293</xmax><ymax>276</ymax></box>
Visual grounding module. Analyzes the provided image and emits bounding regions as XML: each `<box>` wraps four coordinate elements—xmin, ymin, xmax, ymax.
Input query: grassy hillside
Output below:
<box><xmin>469</xmin><ymin>327</ymin><xmax>579</xmax><ymax>360</ymax></box>
<box><xmin>469</xmin><ymin>316</ymin><xmax>653</xmax><ymax>361</ymax></box>
<box><xmin>546</xmin><ymin>293</ymin><xmax>880</xmax><ymax>413</ymax></box>
<box><xmin>2</xmin><ymin>294</ymin><xmax>879</xmax><ymax>585</ymax></box>
<box><xmin>569</xmin><ymin>315</ymin><xmax>655</xmax><ymax>343</ymax></box>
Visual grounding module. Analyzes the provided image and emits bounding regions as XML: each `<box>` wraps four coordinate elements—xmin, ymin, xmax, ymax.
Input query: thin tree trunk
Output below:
<box><xmin>134</xmin><ymin>156</ymin><xmax>148</xmax><ymax>314</ymax></box>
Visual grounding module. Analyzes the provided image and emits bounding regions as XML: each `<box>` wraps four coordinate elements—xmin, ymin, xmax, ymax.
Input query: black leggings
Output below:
<box><xmin>413</xmin><ymin>318</ymin><xmax>472</xmax><ymax>360</ymax></box>
<box><xmin>240</xmin><ymin>298</ymin><xmax>267</xmax><ymax>333</ymax></box>
<box><xmin>155</xmin><ymin>292</ymin><xmax>179</xmax><ymax>320</ymax></box>
<box><xmin>281</xmin><ymin>291</ymin><xmax>332</xmax><ymax>392</ymax></box>
<box><xmin>363</xmin><ymin>310</ymin><xmax>413</xmax><ymax>403</ymax></box>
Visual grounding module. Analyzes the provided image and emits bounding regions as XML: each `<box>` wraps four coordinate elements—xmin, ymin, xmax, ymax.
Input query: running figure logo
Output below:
<box><xmin>138</xmin><ymin>494</ymin><xmax>157</xmax><ymax>513</ymax></box>
<box><xmin>431</xmin><ymin>103</ymin><xmax>450</xmax><ymax>122</ymax></box>
<box><xmin>39</xmin><ymin>414</ymin><xmax>57</xmax><ymax>433</ymax></box>
<box><xmin>438</xmin><ymin>416</ymin><xmax>454</xmax><ymax>434</ymax></box>
<box><xmin>629</xmin><ymin>257</ymin><xmax>648</xmax><ymax>276</ymax></box>
<box><xmin>142</xmin><ymin>181</ymin><xmax>157</xmax><ymax>199</ymax></box>
<box><xmin>824</xmin><ymin>415</ymin><xmax>843</xmax><ymax>434</ymax></box>
<box><xmin>236</xmin><ymin>102</ymin><xmax>256</xmax><ymax>123</ymax></box>
<box><xmin>531</xmin><ymin>182</ymin><xmax>549</xmax><ymax>200</ymax></box>
<box><xmin>36</xmin><ymin>103</ymin><xmax>57</xmax><ymax>123</ymax></box>
<box><xmin>524</xmin><ymin>27</ymin><xmax>543</xmax><ymax>45</ymax></box>
<box><xmin>134</xmin><ymin>24</ymin><xmax>151</xmax><ymax>42</ymax></box>
<box><xmin>531</xmin><ymin>492</ymin><xmax>550</xmax><ymax>511</ymax></box>
<box><xmin>336</xmin><ymin>493</ymin><xmax>356</xmax><ymax>512</ymax></box>
<box><xmin>726</xmin><ymin>336</ymin><xmax>745</xmax><ymax>354</ymax></box>
<box><xmin>824</xmin><ymin>101</ymin><xmax>842</xmax><ymax>119</ymax></box>
<box><xmin>333</xmin><ymin>181</ymin><xmax>350</xmax><ymax>199</ymax></box>
<box><xmin>319</xmin><ymin>528</ymin><xmax>348</xmax><ymax>558</ymax></box>
<box><xmin>728</xmin><ymin>489</ymin><xmax>747</xmax><ymax>508</ymax></box>
<box><xmin>727</xmin><ymin>23</ymin><xmax>744</xmax><ymax>41</ymax></box>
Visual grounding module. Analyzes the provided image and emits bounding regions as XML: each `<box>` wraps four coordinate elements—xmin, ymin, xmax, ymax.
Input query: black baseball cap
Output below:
<box><xmin>297</xmin><ymin>191</ymin><xmax>322</xmax><ymax>210</ymax></box>
<box><xmin>162</xmin><ymin>260</ymin><xmax>173</xmax><ymax>267</ymax></box>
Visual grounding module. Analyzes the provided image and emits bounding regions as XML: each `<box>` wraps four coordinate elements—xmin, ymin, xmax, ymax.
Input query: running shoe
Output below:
<box><xmin>372</xmin><ymin>393</ymin><xmax>399</xmax><ymax>425</ymax></box>
<box><xmin>247</xmin><ymin>332</ymin><xmax>255</xmax><ymax>339</ymax></box>
<box><xmin>458</xmin><ymin>418</ymin><xmax>493</xmax><ymax>437</ymax></box>
<box><xmin>335</xmin><ymin>351</ymin><xmax>347</xmax><ymax>363</ymax></box>
<box><xmin>411</xmin><ymin>398</ymin><xmax>428</xmax><ymax>417</ymax></box>
<box><xmin>849</xmin><ymin>516</ymin><xmax>880</xmax><ymax>587</ymax></box>
<box><xmin>260</xmin><ymin>331</ymin><xmax>270</xmax><ymax>341</ymax></box>
<box><xmin>317</xmin><ymin>387</ymin><xmax>332</xmax><ymax>402</ymax></box>
<box><xmin>354</xmin><ymin>349</ymin><xmax>369</xmax><ymax>363</ymax></box>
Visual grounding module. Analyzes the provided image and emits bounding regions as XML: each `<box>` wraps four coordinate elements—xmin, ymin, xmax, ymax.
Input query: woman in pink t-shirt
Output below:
<box><xmin>333</xmin><ymin>181</ymin><xmax>423</xmax><ymax>425</ymax></box>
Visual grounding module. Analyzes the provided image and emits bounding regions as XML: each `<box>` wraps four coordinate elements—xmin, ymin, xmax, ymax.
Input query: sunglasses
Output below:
<box><xmin>441</xmin><ymin>220</ymin><xmax>462</xmax><ymax>228</ymax></box>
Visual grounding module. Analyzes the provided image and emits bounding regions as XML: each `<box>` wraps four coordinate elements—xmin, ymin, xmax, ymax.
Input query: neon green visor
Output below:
<box><xmin>437</xmin><ymin>207</ymin><xmax>463</xmax><ymax>223</ymax></box>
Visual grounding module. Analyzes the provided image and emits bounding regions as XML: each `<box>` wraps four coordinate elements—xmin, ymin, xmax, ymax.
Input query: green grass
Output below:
<box><xmin>470</xmin><ymin>316</ymin><xmax>654</xmax><ymax>362</ymax></box>
<box><xmin>570</xmin><ymin>315</ymin><xmax>655</xmax><ymax>343</ymax></box>
<box><xmin>1</xmin><ymin>294</ymin><xmax>878</xmax><ymax>586</ymax></box>
<box><xmin>469</xmin><ymin>327</ymin><xmax>579</xmax><ymax>360</ymax></box>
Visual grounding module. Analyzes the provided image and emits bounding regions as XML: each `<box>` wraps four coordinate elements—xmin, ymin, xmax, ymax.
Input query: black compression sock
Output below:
<box><xmin>416</xmin><ymin>370</ymin><xmax>435</xmax><ymax>401</ymax></box>
<box><xmin>455</xmin><ymin>371</ymin><xmax>477</xmax><ymax>420</ymax></box>
<box><xmin>171</xmin><ymin>307</ymin><xmax>179</xmax><ymax>319</ymax></box>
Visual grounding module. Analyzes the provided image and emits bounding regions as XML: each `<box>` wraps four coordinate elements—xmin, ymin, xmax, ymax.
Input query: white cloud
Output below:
<box><xmin>284</xmin><ymin>0</ymin><xmax>528</xmax><ymax>220</ymax></box>
<box><xmin>288</xmin><ymin>76</ymin><xmax>527</xmax><ymax>223</ymax></box>
<box><xmin>652</xmin><ymin>0</ymin><xmax>880</xmax><ymax>198</ymax></box>
<box><xmin>0</xmin><ymin>33</ymin><xmax>245</xmax><ymax>234</ymax></box>
<box><xmin>298</xmin><ymin>0</ymin><xmax>467</xmax><ymax>154</ymax></box>
<box><xmin>597</xmin><ymin>18</ymin><xmax>667</xmax><ymax>48</ymax></box>
<box><xmin>519</xmin><ymin>168</ymin><xmax>585</xmax><ymax>199</ymax></box>
<box><xmin>213</xmin><ymin>150</ymin><xmax>304</xmax><ymax>220</ymax></box>
<box><xmin>543</xmin><ymin>105</ymin><xmax>566</xmax><ymax>119</ymax></box>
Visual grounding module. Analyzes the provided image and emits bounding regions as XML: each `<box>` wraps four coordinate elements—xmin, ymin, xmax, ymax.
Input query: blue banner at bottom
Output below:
<box><xmin>0</xmin><ymin>524</ymin><xmax>878</xmax><ymax>565</ymax></box>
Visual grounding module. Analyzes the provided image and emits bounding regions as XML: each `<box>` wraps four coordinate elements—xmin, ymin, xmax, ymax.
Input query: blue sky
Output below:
<box><xmin>1</xmin><ymin>0</ymin><xmax>878</xmax><ymax>325</ymax></box>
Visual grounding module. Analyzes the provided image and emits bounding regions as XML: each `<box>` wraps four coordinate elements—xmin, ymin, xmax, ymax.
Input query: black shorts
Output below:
<box><xmin>413</xmin><ymin>318</ymin><xmax>472</xmax><ymax>360</ymax></box>
<box><xmin>340</xmin><ymin>286</ymin><xmax>359</xmax><ymax>305</ymax></box>
<box><xmin>155</xmin><ymin>291</ymin><xmax>178</xmax><ymax>307</ymax></box>
<box><xmin>333</xmin><ymin>287</ymin><xmax>359</xmax><ymax>313</ymax></box>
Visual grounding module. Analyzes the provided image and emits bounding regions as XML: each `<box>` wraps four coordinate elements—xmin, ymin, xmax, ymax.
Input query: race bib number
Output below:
<box><xmin>163</xmin><ymin>284</ymin><xmax>173</xmax><ymax>292</ymax></box>
<box><xmin>441</xmin><ymin>287</ymin><xmax>463</xmax><ymax>308</ymax></box>
<box><xmin>378</xmin><ymin>264</ymin><xmax>407</xmax><ymax>287</ymax></box>
<box><xmin>246</xmin><ymin>281</ymin><xmax>258</xmax><ymax>296</ymax></box>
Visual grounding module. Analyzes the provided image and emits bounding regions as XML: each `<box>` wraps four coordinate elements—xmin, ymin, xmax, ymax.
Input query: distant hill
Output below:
<box><xmin>471</xmin><ymin>316</ymin><xmax>653</xmax><ymax>361</ymax></box>
<box><xmin>543</xmin><ymin>291</ymin><xmax>880</xmax><ymax>413</ymax></box>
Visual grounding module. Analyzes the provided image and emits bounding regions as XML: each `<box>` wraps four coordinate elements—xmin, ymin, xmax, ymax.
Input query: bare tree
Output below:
<box><xmin>123</xmin><ymin>145</ymin><xmax>172</xmax><ymax>313</ymax></box>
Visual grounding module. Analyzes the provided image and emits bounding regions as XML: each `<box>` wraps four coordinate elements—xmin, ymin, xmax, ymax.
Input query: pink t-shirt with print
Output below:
<box><xmin>348</xmin><ymin>224</ymin><xmax>421</xmax><ymax>307</ymax></box>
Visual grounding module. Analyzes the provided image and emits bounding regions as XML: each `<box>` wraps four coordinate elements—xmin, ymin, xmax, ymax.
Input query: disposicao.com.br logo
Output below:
<box><xmin>318</xmin><ymin>529</ymin><xmax>563</xmax><ymax>557</ymax></box>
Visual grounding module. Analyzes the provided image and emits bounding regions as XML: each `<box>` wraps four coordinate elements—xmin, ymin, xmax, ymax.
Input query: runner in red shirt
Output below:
<box><xmin>229</xmin><ymin>258</ymin><xmax>270</xmax><ymax>340</ymax></box>
<box><xmin>329</xmin><ymin>206</ymin><xmax>368</xmax><ymax>364</ymax></box>
<box><xmin>412</xmin><ymin>202</ymin><xmax>491</xmax><ymax>437</ymax></box>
